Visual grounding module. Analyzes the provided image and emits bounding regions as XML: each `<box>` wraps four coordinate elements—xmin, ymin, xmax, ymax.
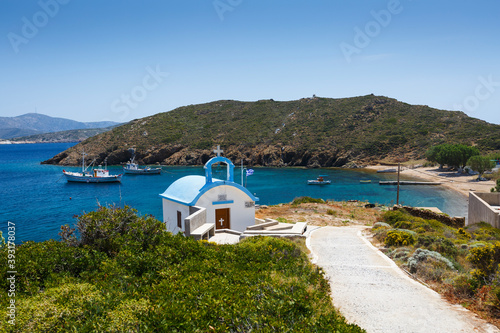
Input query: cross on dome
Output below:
<box><xmin>214</xmin><ymin>145</ymin><xmax>223</xmax><ymax>157</ymax></box>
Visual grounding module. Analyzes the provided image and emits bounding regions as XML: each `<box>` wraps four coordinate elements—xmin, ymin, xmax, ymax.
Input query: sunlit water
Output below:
<box><xmin>0</xmin><ymin>143</ymin><xmax>467</xmax><ymax>243</ymax></box>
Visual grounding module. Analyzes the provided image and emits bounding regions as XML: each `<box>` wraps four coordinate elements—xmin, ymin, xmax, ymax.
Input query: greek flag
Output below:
<box><xmin>246</xmin><ymin>169</ymin><xmax>254</xmax><ymax>176</ymax></box>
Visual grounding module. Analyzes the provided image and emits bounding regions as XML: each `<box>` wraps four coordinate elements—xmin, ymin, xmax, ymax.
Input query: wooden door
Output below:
<box><xmin>215</xmin><ymin>208</ymin><xmax>230</xmax><ymax>229</ymax></box>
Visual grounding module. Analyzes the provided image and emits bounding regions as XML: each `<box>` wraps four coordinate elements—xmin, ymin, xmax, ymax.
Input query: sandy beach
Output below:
<box><xmin>366</xmin><ymin>165</ymin><xmax>498</xmax><ymax>199</ymax></box>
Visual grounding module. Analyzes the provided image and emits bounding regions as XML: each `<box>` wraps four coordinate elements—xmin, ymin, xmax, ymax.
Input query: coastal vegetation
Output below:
<box><xmin>425</xmin><ymin>143</ymin><xmax>480</xmax><ymax>169</ymax></box>
<box><xmin>42</xmin><ymin>95</ymin><xmax>500</xmax><ymax>168</ymax></box>
<box><xmin>372</xmin><ymin>209</ymin><xmax>500</xmax><ymax>326</ymax></box>
<box><xmin>257</xmin><ymin>200</ymin><xmax>500</xmax><ymax>326</ymax></box>
<box><xmin>467</xmin><ymin>155</ymin><xmax>496</xmax><ymax>178</ymax></box>
<box><xmin>0</xmin><ymin>206</ymin><xmax>364</xmax><ymax>332</ymax></box>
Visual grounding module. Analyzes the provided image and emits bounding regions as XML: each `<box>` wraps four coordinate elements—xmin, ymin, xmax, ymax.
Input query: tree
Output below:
<box><xmin>426</xmin><ymin>144</ymin><xmax>479</xmax><ymax>169</ymax></box>
<box><xmin>457</xmin><ymin>144</ymin><xmax>480</xmax><ymax>169</ymax></box>
<box><xmin>425</xmin><ymin>144</ymin><xmax>448</xmax><ymax>168</ymax></box>
<box><xmin>467</xmin><ymin>155</ymin><xmax>495</xmax><ymax>179</ymax></box>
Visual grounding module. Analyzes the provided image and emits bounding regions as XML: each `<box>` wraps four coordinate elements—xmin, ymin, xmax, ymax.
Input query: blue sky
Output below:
<box><xmin>1</xmin><ymin>0</ymin><xmax>499</xmax><ymax>124</ymax></box>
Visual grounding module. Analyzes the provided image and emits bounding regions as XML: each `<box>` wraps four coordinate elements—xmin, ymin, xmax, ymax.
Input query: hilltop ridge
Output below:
<box><xmin>42</xmin><ymin>95</ymin><xmax>500</xmax><ymax>167</ymax></box>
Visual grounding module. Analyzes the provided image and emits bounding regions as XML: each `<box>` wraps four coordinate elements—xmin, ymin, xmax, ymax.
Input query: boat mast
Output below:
<box><xmin>82</xmin><ymin>150</ymin><xmax>87</xmax><ymax>173</ymax></box>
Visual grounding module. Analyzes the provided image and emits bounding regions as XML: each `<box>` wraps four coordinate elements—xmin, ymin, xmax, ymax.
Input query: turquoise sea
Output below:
<box><xmin>1</xmin><ymin>143</ymin><xmax>468</xmax><ymax>243</ymax></box>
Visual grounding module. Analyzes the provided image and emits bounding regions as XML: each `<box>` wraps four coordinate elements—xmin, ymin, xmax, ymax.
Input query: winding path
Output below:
<box><xmin>307</xmin><ymin>226</ymin><xmax>499</xmax><ymax>333</ymax></box>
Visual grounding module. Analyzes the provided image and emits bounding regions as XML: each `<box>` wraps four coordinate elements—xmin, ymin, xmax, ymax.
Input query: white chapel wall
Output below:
<box><xmin>195</xmin><ymin>184</ymin><xmax>256</xmax><ymax>232</ymax></box>
<box><xmin>162</xmin><ymin>199</ymin><xmax>190</xmax><ymax>234</ymax></box>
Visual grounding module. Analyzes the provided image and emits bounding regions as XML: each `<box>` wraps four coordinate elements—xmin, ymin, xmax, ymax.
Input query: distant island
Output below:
<box><xmin>2</xmin><ymin>126</ymin><xmax>118</xmax><ymax>144</ymax></box>
<box><xmin>42</xmin><ymin>95</ymin><xmax>500</xmax><ymax>167</ymax></box>
<box><xmin>0</xmin><ymin>113</ymin><xmax>120</xmax><ymax>140</ymax></box>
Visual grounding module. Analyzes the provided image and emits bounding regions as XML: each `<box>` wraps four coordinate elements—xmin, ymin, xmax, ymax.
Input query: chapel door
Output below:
<box><xmin>215</xmin><ymin>208</ymin><xmax>230</xmax><ymax>229</ymax></box>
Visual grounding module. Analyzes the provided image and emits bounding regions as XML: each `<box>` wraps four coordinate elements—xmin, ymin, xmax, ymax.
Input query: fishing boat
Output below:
<box><xmin>123</xmin><ymin>157</ymin><xmax>162</xmax><ymax>174</ymax></box>
<box><xmin>359</xmin><ymin>179</ymin><xmax>372</xmax><ymax>183</ymax></box>
<box><xmin>307</xmin><ymin>176</ymin><xmax>331</xmax><ymax>185</ymax></box>
<box><xmin>63</xmin><ymin>152</ymin><xmax>122</xmax><ymax>183</ymax></box>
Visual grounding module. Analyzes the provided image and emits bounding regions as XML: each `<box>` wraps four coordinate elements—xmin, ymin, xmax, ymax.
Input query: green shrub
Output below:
<box><xmin>64</xmin><ymin>205</ymin><xmax>167</xmax><ymax>256</ymax></box>
<box><xmin>467</xmin><ymin>242</ymin><xmax>500</xmax><ymax>284</ymax></box>
<box><xmin>291</xmin><ymin>196</ymin><xmax>325</xmax><ymax>206</ymax></box>
<box><xmin>416</xmin><ymin>236</ymin><xmax>458</xmax><ymax>259</ymax></box>
<box><xmin>467</xmin><ymin>222</ymin><xmax>500</xmax><ymax>241</ymax></box>
<box><xmin>382</xmin><ymin>210</ymin><xmax>412</xmax><ymax>225</ymax></box>
<box><xmin>385</xmin><ymin>230</ymin><xmax>416</xmax><ymax>247</ymax></box>
<box><xmin>407</xmin><ymin>248</ymin><xmax>455</xmax><ymax>274</ymax></box>
<box><xmin>0</xmin><ymin>240</ymin><xmax>106</xmax><ymax>295</ymax></box>
<box><xmin>450</xmin><ymin>273</ymin><xmax>480</xmax><ymax>297</ymax></box>
<box><xmin>412</xmin><ymin>221</ymin><xmax>435</xmax><ymax>232</ymax></box>
<box><xmin>389</xmin><ymin>248</ymin><xmax>410</xmax><ymax>261</ymax></box>
<box><xmin>106</xmin><ymin>298</ymin><xmax>152</xmax><ymax>332</ymax></box>
<box><xmin>458</xmin><ymin>228</ymin><xmax>471</xmax><ymax>240</ymax></box>
<box><xmin>394</xmin><ymin>220</ymin><xmax>413</xmax><ymax>229</ymax></box>
<box><xmin>372</xmin><ymin>222</ymin><xmax>391</xmax><ymax>230</ymax></box>
<box><xmin>14</xmin><ymin>283</ymin><xmax>105</xmax><ymax>332</ymax></box>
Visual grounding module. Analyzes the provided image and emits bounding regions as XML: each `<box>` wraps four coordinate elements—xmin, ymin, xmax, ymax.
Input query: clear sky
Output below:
<box><xmin>1</xmin><ymin>0</ymin><xmax>499</xmax><ymax>124</ymax></box>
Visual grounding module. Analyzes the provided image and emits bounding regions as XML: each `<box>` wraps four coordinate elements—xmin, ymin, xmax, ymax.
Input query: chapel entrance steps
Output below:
<box><xmin>207</xmin><ymin>218</ymin><xmax>308</xmax><ymax>244</ymax></box>
<box><xmin>190</xmin><ymin>223</ymin><xmax>215</xmax><ymax>240</ymax></box>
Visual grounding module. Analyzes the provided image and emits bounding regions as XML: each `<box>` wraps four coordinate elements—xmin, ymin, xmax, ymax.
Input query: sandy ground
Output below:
<box><xmin>366</xmin><ymin>165</ymin><xmax>498</xmax><ymax>199</ymax></box>
<box><xmin>308</xmin><ymin>226</ymin><xmax>500</xmax><ymax>333</ymax></box>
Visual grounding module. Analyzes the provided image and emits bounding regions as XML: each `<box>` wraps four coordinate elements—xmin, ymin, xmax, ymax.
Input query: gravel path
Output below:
<box><xmin>307</xmin><ymin>226</ymin><xmax>500</xmax><ymax>333</ymax></box>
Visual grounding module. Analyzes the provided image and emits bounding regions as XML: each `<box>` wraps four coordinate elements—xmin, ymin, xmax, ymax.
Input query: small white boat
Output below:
<box><xmin>123</xmin><ymin>157</ymin><xmax>161</xmax><ymax>175</ymax></box>
<box><xmin>307</xmin><ymin>176</ymin><xmax>331</xmax><ymax>185</ymax></box>
<box><xmin>63</xmin><ymin>152</ymin><xmax>122</xmax><ymax>183</ymax></box>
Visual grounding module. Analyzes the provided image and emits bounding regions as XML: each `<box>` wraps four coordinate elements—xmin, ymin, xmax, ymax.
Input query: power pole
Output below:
<box><xmin>397</xmin><ymin>161</ymin><xmax>400</xmax><ymax>206</ymax></box>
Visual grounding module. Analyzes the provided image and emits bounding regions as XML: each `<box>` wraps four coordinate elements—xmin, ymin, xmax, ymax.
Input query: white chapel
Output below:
<box><xmin>159</xmin><ymin>146</ymin><xmax>259</xmax><ymax>238</ymax></box>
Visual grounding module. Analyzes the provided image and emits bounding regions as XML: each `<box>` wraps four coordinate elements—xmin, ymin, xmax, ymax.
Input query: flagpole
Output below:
<box><xmin>241</xmin><ymin>159</ymin><xmax>244</xmax><ymax>186</ymax></box>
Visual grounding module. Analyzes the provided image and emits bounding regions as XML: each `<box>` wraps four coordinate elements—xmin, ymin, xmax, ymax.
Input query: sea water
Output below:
<box><xmin>0</xmin><ymin>143</ymin><xmax>468</xmax><ymax>243</ymax></box>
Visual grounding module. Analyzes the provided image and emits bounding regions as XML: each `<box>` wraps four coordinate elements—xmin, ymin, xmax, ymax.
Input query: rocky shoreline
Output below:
<box><xmin>41</xmin><ymin>144</ymin><xmax>370</xmax><ymax>168</ymax></box>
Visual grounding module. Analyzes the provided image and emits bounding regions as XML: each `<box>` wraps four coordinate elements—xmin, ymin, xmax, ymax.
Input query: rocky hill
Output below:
<box><xmin>0</xmin><ymin>113</ymin><xmax>120</xmax><ymax>139</ymax></box>
<box><xmin>42</xmin><ymin>95</ymin><xmax>500</xmax><ymax>167</ymax></box>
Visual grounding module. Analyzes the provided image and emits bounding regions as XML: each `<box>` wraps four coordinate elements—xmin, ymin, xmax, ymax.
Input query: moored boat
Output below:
<box><xmin>123</xmin><ymin>157</ymin><xmax>162</xmax><ymax>174</ymax></box>
<box><xmin>63</xmin><ymin>152</ymin><xmax>122</xmax><ymax>183</ymax></box>
<box><xmin>307</xmin><ymin>176</ymin><xmax>331</xmax><ymax>185</ymax></box>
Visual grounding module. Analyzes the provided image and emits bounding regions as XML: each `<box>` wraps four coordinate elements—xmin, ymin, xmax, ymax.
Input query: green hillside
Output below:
<box><xmin>42</xmin><ymin>95</ymin><xmax>500</xmax><ymax>167</ymax></box>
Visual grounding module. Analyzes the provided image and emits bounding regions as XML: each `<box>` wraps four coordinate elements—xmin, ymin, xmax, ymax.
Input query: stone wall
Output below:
<box><xmin>393</xmin><ymin>206</ymin><xmax>465</xmax><ymax>228</ymax></box>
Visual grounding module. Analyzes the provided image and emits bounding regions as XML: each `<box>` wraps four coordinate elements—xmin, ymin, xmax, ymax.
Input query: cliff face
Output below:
<box><xmin>41</xmin><ymin>95</ymin><xmax>500</xmax><ymax>167</ymax></box>
<box><xmin>43</xmin><ymin>143</ymin><xmax>353</xmax><ymax>168</ymax></box>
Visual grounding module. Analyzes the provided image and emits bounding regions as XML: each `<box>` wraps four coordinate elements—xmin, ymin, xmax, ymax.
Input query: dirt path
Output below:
<box><xmin>307</xmin><ymin>226</ymin><xmax>499</xmax><ymax>333</ymax></box>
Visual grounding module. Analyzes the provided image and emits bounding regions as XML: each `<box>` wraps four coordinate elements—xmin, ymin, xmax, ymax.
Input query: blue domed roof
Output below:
<box><xmin>159</xmin><ymin>175</ymin><xmax>258</xmax><ymax>206</ymax></box>
<box><xmin>160</xmin><ymin>152</ymin><xmax>258</xmax><ymax>205</ymax></box>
